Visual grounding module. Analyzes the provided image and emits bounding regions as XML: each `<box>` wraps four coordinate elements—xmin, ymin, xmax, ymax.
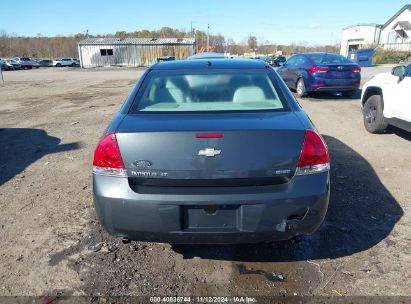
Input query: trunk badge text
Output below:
<box><xmin>130</xmin><ymin>171</ymin><xmax>168</xmax><ymax>178</ymax></box>
<box><xmin>198</xmin><ymin>148</ymin><xmax>222</xmax><ymax>157</ymax></box>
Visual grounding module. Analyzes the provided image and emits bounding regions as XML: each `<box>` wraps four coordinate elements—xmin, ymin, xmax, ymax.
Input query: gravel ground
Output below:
<box><xmin>0</xmin><ymin>65</ymin><xmax>410</xmax><ymax>299</ymax></box>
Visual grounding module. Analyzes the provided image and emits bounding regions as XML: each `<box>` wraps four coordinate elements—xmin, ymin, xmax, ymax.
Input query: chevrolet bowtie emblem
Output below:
<box><xmin>198</xmin><ymin>148</ymin><xmax>221</xmax><ymax>157</ymax></box>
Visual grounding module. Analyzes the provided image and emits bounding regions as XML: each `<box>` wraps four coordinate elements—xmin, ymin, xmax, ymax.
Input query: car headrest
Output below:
<box><xmin>155</xmin><ymin>87</ymin><xmax>185</xmax><ymax>104</ymax></box>
<box><xmin>233</xmin><ymin>86</ymin><xmax>266</xmax><ymax>103</ymax></box>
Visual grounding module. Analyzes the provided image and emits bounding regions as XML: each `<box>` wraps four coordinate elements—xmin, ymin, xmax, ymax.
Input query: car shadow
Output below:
<box><xmin>0</xmin><ymin>128</ymin><xmax>81</xmax><ymax>186</ymax></box>
<box><xmin>386</xmin><ymin>125</ymin><xmax>411</xmax><ymax>141</ymax></box>
<box><xmin>301</xmin><ymin>89</ymin><xmax>362</xmax><ymax>101</ymax></box>
<box><xmin>171</xmin><ymin>135</ymin><xmax>403</xmax><ymax>262</ymax></box>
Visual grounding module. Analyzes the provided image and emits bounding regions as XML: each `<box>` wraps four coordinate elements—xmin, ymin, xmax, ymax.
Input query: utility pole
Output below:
<box><xmin>0</xmin><ymin>65</ymin><xmax>3</xmax><ymax>85</ymax></box>
<box><xmin>207</xmin><ymin>24</ymin><xmax>210</xmax><ymax>52</ymax></box>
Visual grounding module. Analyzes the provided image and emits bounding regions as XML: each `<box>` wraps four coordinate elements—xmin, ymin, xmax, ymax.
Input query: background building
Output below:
<box><xmin>341</xmin><ymin>5</ymin><xmax>411</xmax><ymax>57</ymax></box>
<box><xmin>78</xmin><ymin>37</ymin><xmax>195</xmax><ymax>68</ymax></box>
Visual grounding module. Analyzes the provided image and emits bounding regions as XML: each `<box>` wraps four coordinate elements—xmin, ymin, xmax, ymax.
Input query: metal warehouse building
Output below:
<box><xmin>78</xmin><ymin>37</ymin><xmax>195</xmax><ymax>68</ymax></box>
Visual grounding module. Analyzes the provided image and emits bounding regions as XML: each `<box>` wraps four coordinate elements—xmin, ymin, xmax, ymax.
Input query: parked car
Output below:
<box><xmin>157</xmin><ymin>56</ymin><xmax>175</xmax><ymax>62</ymax></box>
<box><xmin>5</xmin><ymin>59</ymin><xmax>21</xmax><ymax>70</ymax></box>
<box><xmin>361</xmin><ymin>64</ymin><xmax>411</xmax><ymax>133</ymax></box>
<box><xmin>257</xmin><ymin>56</ymin><xmax>286</xmax><ymax>67</ymax></box>
<box><xmin>271</xmin><ymin>56</ymin><xmax>286</xmax><ymax>67</ymax></box>
<box><xmin>31</xmin><ymin>59</ymin><xmax>40</xmax><ymax>69</ymax></box>
<box><xmin>14</xmin><ymin>57</ymin><xmax>39</xmax><ymax>69</ymax></box>
<box><xmin>0</xmin><ymin>60</ymin><xmax>7</xmax><ymax>70</ymax></box>
<box><xmin>0</xmin><ymin>59</ymin><xmax>20</xmax><ymax>70</ymax></box>
<box><xmin>38</xmin><ymin>59</ymin><xmax>53</xmax><ymax>67</ymax></box>
<box><xmin>277</xmin><ymin>52</ymin><xmax>361</xmax><ymax>97</ymax></box>
<box><xmin>92</xmin><ymin>59</ymin><xmax>330</xmax><ymax>244</ymax></box>
<box><xmin>53</xmin><ymin>58</ymin><xmax>80</xmax><ymax>67</ymax></box>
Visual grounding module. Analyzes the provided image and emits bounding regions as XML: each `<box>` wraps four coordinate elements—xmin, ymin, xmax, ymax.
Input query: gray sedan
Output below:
<box><xmin>92</xmin><ymin>58</ymin><xmax>330</xmax><ymax>244</ymax></box>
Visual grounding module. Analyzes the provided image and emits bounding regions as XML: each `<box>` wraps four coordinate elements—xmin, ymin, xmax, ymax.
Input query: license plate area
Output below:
<box><xmin>182</xmin><ymin>205</ymin><xmax>239</xmax><ymax>230</ymax></box>
<box><xmin>330</xmin><ymin>71</ymin><xmax>344</xmax><ymax>77</ymax></box>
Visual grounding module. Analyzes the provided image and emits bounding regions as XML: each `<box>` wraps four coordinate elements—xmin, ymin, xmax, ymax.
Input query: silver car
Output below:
<box><xmin>92</xmin><ymin>59</ymin><xmax>330</xmax><ymax>244</ymax></box>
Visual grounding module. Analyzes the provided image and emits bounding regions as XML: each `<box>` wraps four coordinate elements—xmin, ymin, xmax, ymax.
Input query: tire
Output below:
<box><xmin>296</xmin><ymin>78</ymin><xmax>307</xmax><ymax>97</ymax></box>
<box><xmin>35</xmin><ymin>66</ymin><xmax>39</xmax><ymax>69</ymax></box>
<box><xmin>71</xmin><ymin>63</ymin><xmax>76</xmax><ymax>67</ymax></box>
<box><xmin>21</xmin><ymin>66</ymin><xmax>25</xmax><ymax>70</ymax></box>
<box><xmin>56</xmin><ymin>63</ymin><xmax>61</xmax><ymax>67</ymax></box>
<box><xmin>363</xmin><ymin>95</ymin><xmax>388</xmax><ymax>134</ymax></box>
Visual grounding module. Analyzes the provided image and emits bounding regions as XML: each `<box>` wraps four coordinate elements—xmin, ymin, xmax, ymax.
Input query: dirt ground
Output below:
<box><xmin>0</xmin><ymin>66</ymin><xmax>410</xmax><ymax>299</ymax></box>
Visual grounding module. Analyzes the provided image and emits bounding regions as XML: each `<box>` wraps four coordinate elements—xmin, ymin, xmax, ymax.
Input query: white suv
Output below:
<box><xmin>361</xmin><ymin>64</ymin><xmax>411</xmax><ymax>133</ymax></box>
<box><xmin>53</xmin><ymin>58</ymin><xmax>79</xmax><ymax>67</ymax></box>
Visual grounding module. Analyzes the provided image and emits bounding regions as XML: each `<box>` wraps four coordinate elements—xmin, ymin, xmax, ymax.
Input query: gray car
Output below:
<box><xmin>5</xmin><ymin>59</ymin><xmax>21</xmax><ymax>70</ymax></box>
<box><xmin>92</xmin><ymin>59</ymin><xmax>330</xmax><ymax>244</ymax></box>
<box><xmin>14</xmin><ymin>57</ymin><xmax>39</xmax><ymax>69</ymax></box>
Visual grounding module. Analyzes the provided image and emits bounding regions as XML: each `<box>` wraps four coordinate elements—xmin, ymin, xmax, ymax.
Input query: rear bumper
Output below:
<box><xmin>306</xmin><ymin>76</ymin><xmax>360</xmax><ymax>92</ymax></box>
<box><xmin>93</xmin><ymin>172</ymin><xmax>330</xmax><ymax>244</ymax></box>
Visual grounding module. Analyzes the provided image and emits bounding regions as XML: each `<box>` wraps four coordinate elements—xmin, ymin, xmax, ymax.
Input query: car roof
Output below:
<box><xmin>151</xmin><ymin>58</ymin><xmax>268</xmax><ymax>70</ymax></box>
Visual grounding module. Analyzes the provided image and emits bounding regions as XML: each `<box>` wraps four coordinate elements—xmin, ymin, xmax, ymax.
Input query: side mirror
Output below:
<box><xmin>392</xmin><ymin>66</ymin><xmax>406</xmax><ymax>81</ymax></box>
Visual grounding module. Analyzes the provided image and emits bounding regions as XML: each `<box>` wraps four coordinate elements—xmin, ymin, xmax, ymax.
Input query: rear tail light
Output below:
<box><xmin>296</xmin><ymin>130</ymin><xmax>330</xmax><ymax>175</ymax></box>
<box><xmin>352</xmin><ymin>67</ymin><xmax>361</xmax><ymax>73</ymax></box>
<box><xmin>307</xmin><ymin>66</ymin><xmax>329</xmax><ymax>73</ymax></box>
<box><xmin>93</xmin><ymin>132</ymin><xmax>127</xmax><ymax>177</ymax></box>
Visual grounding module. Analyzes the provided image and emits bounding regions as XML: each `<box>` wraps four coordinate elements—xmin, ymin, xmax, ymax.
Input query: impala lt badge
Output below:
<box><xmin>198</xmin><ymin>148</ymin><xmax>221</xmax><ymax>157</ymax></box>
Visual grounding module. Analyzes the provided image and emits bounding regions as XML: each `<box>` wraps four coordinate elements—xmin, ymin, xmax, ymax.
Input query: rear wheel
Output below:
<box><xmin>363</xmin><ymin>95</ymin><xmax>388</xmax><ymax>134</ymax></box>
<box><xmin>71</xmin><ymin>63</ymin><xmax>76</xmax><ymax>67</ymax></box>
<box><xmin>296</xmin><ymin>78</ymin><xmax>307</xmax><ymax>97</ymax></box>
<box><xmin>56</xmin><ymin>63</ymin><xmax>61</xmax><ymax>67</ymax></box>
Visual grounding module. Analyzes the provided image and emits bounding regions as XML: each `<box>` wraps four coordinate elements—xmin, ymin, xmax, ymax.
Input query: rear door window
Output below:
<box><xmin>306</xmin><ymin>53</ymin><xmax>353</xmax><ymax>64</ymax></box>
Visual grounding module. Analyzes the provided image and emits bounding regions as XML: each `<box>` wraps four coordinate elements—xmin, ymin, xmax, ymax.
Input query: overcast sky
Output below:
<box><xmin>1</xmin><ymin>0</ymin><xmax>410</xmax><ymax>45</ymax></box>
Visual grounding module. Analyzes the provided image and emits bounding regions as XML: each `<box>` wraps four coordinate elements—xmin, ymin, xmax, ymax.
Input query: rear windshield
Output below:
<box><xmin>306</xmin><ymin>53</ymin><xmax>352</xmax><ymax>64</ymax></box>
<box><xmin>131</xmin><ymin>70</ymin><xmax>288</xmax><ymax>113</ymax></box>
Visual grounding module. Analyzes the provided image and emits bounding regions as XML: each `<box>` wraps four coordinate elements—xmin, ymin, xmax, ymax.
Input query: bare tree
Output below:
<box><xmin>0</xmin><ymin>28</ymin><xmax>342</xmax><ymax>59</ymax></box>
<box><xmin>247</xmin><ymin>35</ymin><xmax>257</xmax><ymax>50</ymax></box>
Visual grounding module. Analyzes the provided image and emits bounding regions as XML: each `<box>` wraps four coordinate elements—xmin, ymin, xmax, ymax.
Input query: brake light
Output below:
<box><xmin>196</xmin><ymin>133</ymin><xmax>224</xmax><ymax>138</ymax></box>
<box><xmin>307</xmin><ymin>66</ymin><xmax>329</xmax><ymax>73</ymax></box>
<box><xmin>296</xmin><ymin>130</ymin><xmax>330</xmax><ymax>175</ymax></box>
<box><xmin>352</xmin><ymin>67</ymin><xmax>361</xmax><ymax>73</ymax></box>
<box><xmin>93</xmin><ymin>132</ymin><xmax>126</xmax><ymax>177</ymax></box>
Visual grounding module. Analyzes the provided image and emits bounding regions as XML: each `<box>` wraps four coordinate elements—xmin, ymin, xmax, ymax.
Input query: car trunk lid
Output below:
<box><xmin>115</xmin><ymin>112</ymin><xmax>306</xmax><ymax>187</ymax></box>
<box><xmin>318</xmin><ymin>64</ymin><xmax>359</xmax><ymax>79</ymax></box>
